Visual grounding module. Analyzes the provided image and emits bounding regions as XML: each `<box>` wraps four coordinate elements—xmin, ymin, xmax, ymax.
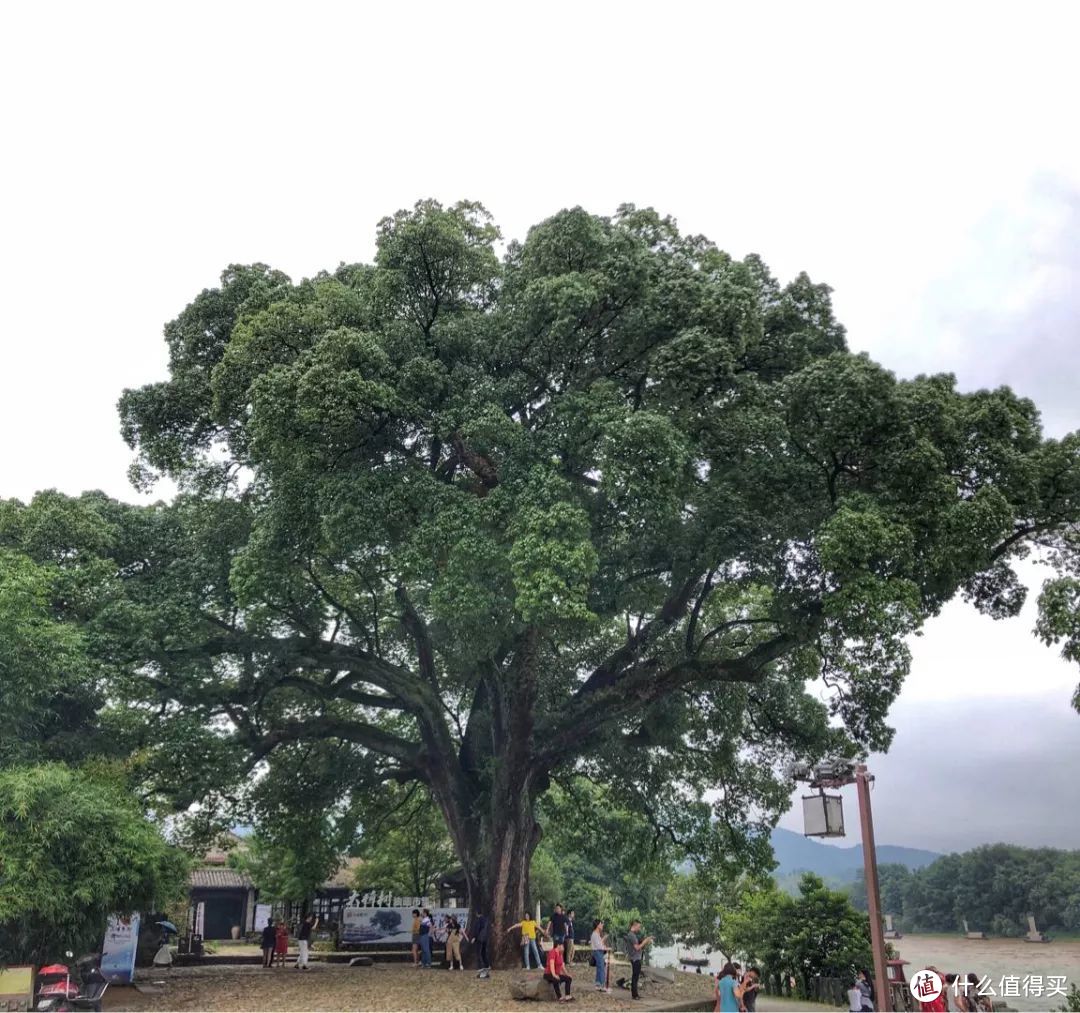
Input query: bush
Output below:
<box><xmin>0</xmin><ymin>764</ymin><xmax>190</xmax><ymax>964</ymax></box>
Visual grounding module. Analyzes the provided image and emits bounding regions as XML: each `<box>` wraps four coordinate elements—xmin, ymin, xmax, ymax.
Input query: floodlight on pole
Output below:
<box><xmin>791</xmin><ymin>757</ymin><xmax>891</xmax><ymax>1013</ymax></box>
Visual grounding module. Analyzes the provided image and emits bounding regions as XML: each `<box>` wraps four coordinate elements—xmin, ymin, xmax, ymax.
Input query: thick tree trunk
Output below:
<box><xmin>479</xmin><ymin>790</ymin><xmax>543</xmax><ymax>968</ymax></box>
<box><xmin>437</xmin><ymin>635</ymin><xmax>545</xmax><ymax>968</ymax></box>
<box><xmin>439</xmin><ymin>718</ymin><xmax>544</xmax><ymax>967</ymax></box>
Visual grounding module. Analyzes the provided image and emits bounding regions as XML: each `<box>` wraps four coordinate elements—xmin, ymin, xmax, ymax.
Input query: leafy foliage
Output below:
<box><xmin>658</xmin><ymin>870</ymin><xmax>743</xmax><ymax>951</ymax></box>
<box><xmin>725</xmin><ymin>873</ymin><xmax>873</xmax><ymax>991</ymax></box>
<box><xmin>10</xmin><ymin>198</ymin><xmax>1071</xmax><ymax>961</ymax></box>
<box><xmin>0</xmin><ymin>764</ymin><xmax>189</xmax><ymax>965</ymax></box>
<box><xmin>352</xmin><ymin>785</ymin><xmax>457</xmax><ymax>898</ymax></box>
<box><xmin>846</xmin><ymin>846</ymin><xmax>1080</xmax><ymax>935</ymax></box>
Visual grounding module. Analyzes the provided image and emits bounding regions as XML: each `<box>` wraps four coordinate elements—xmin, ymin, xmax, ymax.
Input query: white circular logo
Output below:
<box><xmin>909</xmin><ymin>969</ymin><xmax>943</xmax><ymax>1003</ymax></box>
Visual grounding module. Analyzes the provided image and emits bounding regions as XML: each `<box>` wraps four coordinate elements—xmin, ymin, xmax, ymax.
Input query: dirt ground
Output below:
<box><xmin>98</xmin><ymin>961</ymin><xmax>794</xmax><ymax>1013</ymax></box>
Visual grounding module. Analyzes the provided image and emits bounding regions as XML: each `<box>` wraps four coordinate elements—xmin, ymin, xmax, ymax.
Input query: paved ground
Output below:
<box><xmin>99</xmin><ymin>962</ymin><xmax>833</xmax><ymax>1012</ymax></box>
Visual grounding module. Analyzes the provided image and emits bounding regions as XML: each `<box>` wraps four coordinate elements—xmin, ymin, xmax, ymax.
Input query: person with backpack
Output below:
<box><xmin>445</xmin><ymin>915</ymin><xmax>466</xmax><ymax>971</ymax></box>
<box><xmin>418</xmin><ymin>909</ymin><xmax>433</xmax><ymax>968</ymax></box>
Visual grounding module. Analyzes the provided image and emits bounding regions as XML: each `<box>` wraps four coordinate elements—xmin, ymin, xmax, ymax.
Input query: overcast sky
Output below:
<box><xmin>3</xmin><ymin>2</ymin><xmax>1078</xmax><ymax>854</ymax></box>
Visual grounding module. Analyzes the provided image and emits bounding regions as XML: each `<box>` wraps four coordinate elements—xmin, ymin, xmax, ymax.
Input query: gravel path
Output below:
<box><xmin>102</xmin><ymin>962</ymin><xmax>721</xmax><ymax>1012</ymax></box>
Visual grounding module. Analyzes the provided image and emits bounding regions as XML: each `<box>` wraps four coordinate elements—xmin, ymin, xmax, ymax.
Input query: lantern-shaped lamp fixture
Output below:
<box><xmin>802</xmin><ymin>792</ymin><xmax>845</xmax><ymax>837</ymax></box>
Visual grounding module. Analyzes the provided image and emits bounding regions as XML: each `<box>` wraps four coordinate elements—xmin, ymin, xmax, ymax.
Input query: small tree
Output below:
<box><xmin>353</xmin><ymin>785</ymin><xmax>457</xmax><ymax>899</ymax></box>
<box><xmin>659</xmin><ymin>870</ymin><xmax>741</xmax><ymax>952</ymax></box>
<box><xmin>726</xmin><ymin>873</ymin><xmax>872</xmax><ymax>993</ymax></box>
<box><xmin>0</xmin><ymin>764</ymin><xmax>189</xmax><ymax>964</ymax></box>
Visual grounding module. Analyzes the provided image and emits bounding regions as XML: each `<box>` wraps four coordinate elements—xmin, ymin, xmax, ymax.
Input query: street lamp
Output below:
<box><xmin>787</xmin><ymin>759</ymin><xmax>891</xmax><ymax>1013</ymax></box>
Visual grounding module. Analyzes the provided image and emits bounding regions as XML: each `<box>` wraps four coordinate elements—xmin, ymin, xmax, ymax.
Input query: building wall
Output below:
<box><xmin>191</xmin><ymin>888</ymin><xmax>249</xmax><ymax>940</ymax></box>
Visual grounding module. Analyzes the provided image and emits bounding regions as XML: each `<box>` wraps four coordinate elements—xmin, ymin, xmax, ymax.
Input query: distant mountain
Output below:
<box><xmin>770</xmin><ymin>827</ymin><xmax>941</xmax><ymax>881</ymax></box>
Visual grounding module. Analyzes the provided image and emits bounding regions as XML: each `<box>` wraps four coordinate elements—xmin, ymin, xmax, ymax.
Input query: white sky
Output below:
<box><xmin>3</xmin><ymin>1</ymin><xmax>1079</xmax><ymax>851</ymax></box>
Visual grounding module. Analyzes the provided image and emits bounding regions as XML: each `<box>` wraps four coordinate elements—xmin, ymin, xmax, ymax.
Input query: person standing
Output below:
<box><xmin>623</xmin><ymin>919</ymin><xmax>653</xmax><ymax>1000</ymax></box>
<box><xmin>273</xmin><ymin>919</ymin><xmax>289</xmax><ymax>967</ymax></box>
<box><xmin>856</xmin><ymin>969</ymin><xmax>875</xmax><ymax>1011</ymax></box>
<box><xmin>410</xmin><ymin>909</ymin><xmax>421</xmax><ymax>968</ymax></box>
<box><xmin>296</xmin><ymin>914</ymin><xmax>318</xmax><ymax>970</ymax></box>
<box><xmin>446</xmin><ymin>915</ymin><xmax>465</xmax><ymax>971</ymax></box>
<box><xmin>260</xmin><ymin>918</ymin><xmax>276</xmax><ymax>969</ymax></box>
<box><xmin>544</xmin><ymin>939</ymin><xmax>574</xmax><ymax>1002</ymax></box>
<box><xmin>742</xmin><ymin>967</ymin><xmax>761</xmax><ymax>1012</ymax></box>
<box><xmin>546</xmin><ymin>904</ymin><xmax>568</xmax><ymax>954</ymax></box>
<box><xmin>472</xmin><ymin>911</ymin><xmax>490</xmax><ymax>973</ymax></box>
<box><xmin>505</xmin><ymin>912</ymin><xmax>544</xmax><ymax>969</ymax></box>
<box><xmin>917</xmin><ymin>967</ymin><xmax>948</xmax><ymax>1012</ymax></box>
<box><xmin>589</xmin><ymin>919</ymin><xmax>610</xmax><ymax>992</ymax></box>
<box><xmin>419</xmin><ymin>909</ymin><xmax>433</xmax><ymax>968</ymax></box>
<box><xmin>564</xmin><ymin>910</ymin><xmax>576</xmax><ymax>963</ymax></box>
<box><xmin>715</xmin><ymin>962</ymin><xmax>741</xmax><ymax>1013</ymax></box>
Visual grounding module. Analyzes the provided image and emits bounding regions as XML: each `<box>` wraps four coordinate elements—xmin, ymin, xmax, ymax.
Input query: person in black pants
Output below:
<box><xmin>472</xmin><ymin>911</ymin><xmax>490</xmax><ymax>973</ymax></box>
<box><xmin>260</xmin><ymin>919</ymin><xmax>276</xmax><ymax>968</ymax></box>
<box><xmin>623</xmin><ymin>920</ymin><xmax>653</xmax><ymax>1000</ymax></box>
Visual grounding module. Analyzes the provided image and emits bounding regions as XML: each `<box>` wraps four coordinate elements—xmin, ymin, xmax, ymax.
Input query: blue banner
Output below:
<box><xmin>101</xmin><ymin>913</ymin><xmax>141</xmax><ymax>984</ymax></box>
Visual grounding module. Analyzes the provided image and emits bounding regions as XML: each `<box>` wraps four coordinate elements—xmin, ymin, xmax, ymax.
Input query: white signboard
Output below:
<box><xmin>340</xmin><ymin>905</ymin><xmax>469</xmax><ymax>945</ymax></box>
<box><xmin>254</xmin><ymin>904</ymin><xmax>273</xmax><ymax>931</ymax></box>
<box><xmin>101</xmin><ymin>913</ymin><xmax>141</xmax><ymax>984</ymax></box>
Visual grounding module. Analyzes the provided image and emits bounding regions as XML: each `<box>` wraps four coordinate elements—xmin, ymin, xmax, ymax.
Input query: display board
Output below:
<box><xmin>101</xmin><ymin>912</ymin><xmax>141</xmax><ymax>983</ymax></box>
<box><xmin>339</xmin><ymin>905</ymin><xmax>469</xmax><ymax>945</ymax></box>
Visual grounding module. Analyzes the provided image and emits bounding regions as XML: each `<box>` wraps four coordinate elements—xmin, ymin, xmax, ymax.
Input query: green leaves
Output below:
<box><xmin>510</xmin><ymin>494</ymin><xmax>598</xmax><ymax>626</ymax></box>
<box><xmin>725</xmin><ymin>874</ymin><xmax>872</xmax><ymax>989</ymax></box>
<box><xmin>0</xmin><ymin>764</ymin><xmax>189</xmax><ymax>964</ymax></box>
<box><xmin>80</xmin><ymin>197</ymin><xmax>1080</xmax><ymax>929</ymax></box>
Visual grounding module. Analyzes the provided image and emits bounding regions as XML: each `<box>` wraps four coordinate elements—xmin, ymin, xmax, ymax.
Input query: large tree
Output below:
<box><xmin>110</xmin><ymin>200</ymin><xmax>1080</xmax><ymax>964</ymax></box>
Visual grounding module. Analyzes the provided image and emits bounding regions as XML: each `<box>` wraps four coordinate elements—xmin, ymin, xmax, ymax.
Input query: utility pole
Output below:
<box><xmin>793</xmin><ymin>758</ymin><xmax>892</xmax><ymax>1012</ymax></box>
<box><xmin>855</xmin><ymin>764</ymin><xmax>891</xmax><ymax>1013</ymax></box>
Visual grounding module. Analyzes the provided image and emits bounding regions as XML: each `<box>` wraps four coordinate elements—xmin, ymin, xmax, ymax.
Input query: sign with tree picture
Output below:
<box><xmin>340</xmin><ymin>905</ymin><xmax>468</xmax><ymax>945</ymax></box>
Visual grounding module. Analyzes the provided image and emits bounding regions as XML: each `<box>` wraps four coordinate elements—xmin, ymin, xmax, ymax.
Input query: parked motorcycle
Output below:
<box><xmin>35</xmin><ymin>953</ymin><xmax>108</xmax><ymax>1013</ymax></box>
<box><xmin>34</xmin><ymin>956</ymin><xmax>79</xmax><ymax>1010</ymax></box>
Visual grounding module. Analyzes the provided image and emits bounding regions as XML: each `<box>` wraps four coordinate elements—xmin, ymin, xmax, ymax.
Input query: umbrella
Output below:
<box><xmin>156</xmin><ymin>920</ymin><xmax>178</xmax><ymax>934</ymax></box>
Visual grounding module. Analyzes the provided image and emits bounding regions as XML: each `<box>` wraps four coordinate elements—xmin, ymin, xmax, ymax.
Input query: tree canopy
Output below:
<box><xmin>21</xmin><ymin>197</ymin><xmax>1072</xmax><ymax>963</ymax></box>
<box><xmin>725</xmin><ymin>873</ymin><xmax>873</xmax><ymax>991</ymax></box>
<box><xmin>847</xmin><ymin>846</ymin><xmax>1080</xmax><ymax>936</ymax></box>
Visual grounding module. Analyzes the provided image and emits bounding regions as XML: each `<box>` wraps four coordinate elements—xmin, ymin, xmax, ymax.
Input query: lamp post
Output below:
<box><xmin>791</xmin><ymin>759</ymin><xmax>891</xmax><ymax>1012</ymax></box>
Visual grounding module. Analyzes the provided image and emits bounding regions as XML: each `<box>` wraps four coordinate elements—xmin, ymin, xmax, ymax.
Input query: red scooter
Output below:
<box><xmin>35</xmin><ymin>953</ymin><xmax>108</xmax><ymax>1012</ymax></box>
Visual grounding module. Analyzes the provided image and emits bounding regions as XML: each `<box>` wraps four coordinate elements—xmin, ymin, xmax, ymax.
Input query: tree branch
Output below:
<box><xmin>246</xmin><ymin>716</ymin><xmax>424</xmax><ymax>770</ymax></box>
<box><xmin>538</xmin><ymin>631</ymin><xmax>800</xmax><ymax>764</ymax></box>
<box><xmin>572</xmin><ymin>571</ymin><xmax>703</xmax><ymax>699</ymax></box>
<box><xmin>395</xmin><ymin>585</ymin><xmax>439</xmax><ymax>690</ymax></box>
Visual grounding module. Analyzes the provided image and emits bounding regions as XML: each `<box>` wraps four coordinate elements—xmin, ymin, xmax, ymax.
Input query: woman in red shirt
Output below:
<box><xmin>918</xmin><ymin>968</ymin><xmax>948</xmax><ymax>1012</ymax></box>
<box><xmin>545</xmin><ymin>944</ymin><xmax>574</xmax><ymax>1002</ymax></box>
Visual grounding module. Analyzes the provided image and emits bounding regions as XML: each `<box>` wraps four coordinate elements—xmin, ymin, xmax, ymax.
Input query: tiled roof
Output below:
<box><xmin>322</xmin><ymin>856</ymin><xmax>364</xmax><ymax>889</ymax></box>
<box><xmin>190</xmin><ymin>867</ymin><xmax>252</xmax><ymax>889</ymax></box>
